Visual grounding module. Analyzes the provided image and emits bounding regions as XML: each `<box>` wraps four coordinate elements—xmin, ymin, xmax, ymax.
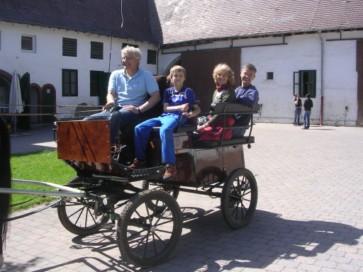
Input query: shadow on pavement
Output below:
<box><xmin>6</xmin><ymin>207</ymin><xmax>360</xmax><ymax>272</ymax></box>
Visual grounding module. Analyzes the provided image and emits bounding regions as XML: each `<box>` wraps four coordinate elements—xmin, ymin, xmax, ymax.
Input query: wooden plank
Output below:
<box><xmin>57</xmin><ymin>120</ymin><xmax>111</xmax><ymax>163</ymax></box>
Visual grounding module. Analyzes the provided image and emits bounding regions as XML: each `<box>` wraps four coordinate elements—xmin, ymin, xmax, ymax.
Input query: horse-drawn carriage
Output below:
<box><xmin>54</xmin><ymin>101</ymin><xmax>259</xmax><ymax>267</ymax></box>
<box><xmin>2</xmin><ymin>99</ymin><xmax>260</xmax><ymax>268</ymax></box>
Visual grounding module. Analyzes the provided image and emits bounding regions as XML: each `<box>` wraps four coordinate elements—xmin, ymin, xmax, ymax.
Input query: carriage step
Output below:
<box><xmin>127</xmin><ymin>166</ymin><xmax>164</xmax><ymax>181</ymax></box>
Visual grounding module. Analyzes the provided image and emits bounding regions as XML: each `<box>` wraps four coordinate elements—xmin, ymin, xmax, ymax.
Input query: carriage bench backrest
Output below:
<box><xmin>211</xmin><ymin>102</ymin><xmax>260</xmax><ymax>115</ymax></box>
<box><xmin>74</xmin><ymin>105</ymin><xmax>102</xmax><ymax>119</ymax></box>
<box><xmin>192</xmin><ymin>102</ymin><xmax>261</xmax><ymax>149</ymax></box>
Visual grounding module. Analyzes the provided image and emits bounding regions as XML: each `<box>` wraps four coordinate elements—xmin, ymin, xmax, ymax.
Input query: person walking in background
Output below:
<box><xmin>303</xmin><ymin>94</ymin><xmax>313</xmax><ymax>129</ymax></box>
<box><xmin>294</xmin><ymin>94</ymin><xmax>302</xmax><ymax>126</ymax></box>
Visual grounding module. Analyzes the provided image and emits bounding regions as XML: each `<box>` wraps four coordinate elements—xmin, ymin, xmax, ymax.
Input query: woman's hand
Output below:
<box><xmin>197</xmin><ymin>123</ymin><xmax>209</xmax><ymax>131</ymax></box>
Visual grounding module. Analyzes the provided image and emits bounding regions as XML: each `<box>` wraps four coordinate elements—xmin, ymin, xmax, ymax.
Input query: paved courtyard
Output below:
<box><xmin>2</xmin><ymin>123</ymin><xmax>363</xmax><ymax>271</ymax></box>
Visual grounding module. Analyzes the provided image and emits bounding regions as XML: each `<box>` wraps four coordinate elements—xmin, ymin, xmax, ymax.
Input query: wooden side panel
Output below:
<box><xmin>195</xmin><ymin>145</ymin><xmax>243</xmax><ymax>176</ymax></box>
<box><xmin>223</xmin><ymin>145</ymin><xmax>244</xmax><ymax>172</ymax></box>
<box><xmin>174</xmin><ymin>152</ymin><xmax>197</xmax><ymax>183</ymax></box>
<box><xmin>57</xmin><ymin>120</ymin><xmax>111</xmax><ymax>163</ymax></box>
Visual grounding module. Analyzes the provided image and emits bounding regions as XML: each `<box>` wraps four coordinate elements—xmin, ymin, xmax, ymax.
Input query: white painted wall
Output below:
<box><xmin>324</xmin><ymin>40</ymin><xmax>357</xmax><ymax>126</ymax></box>
<box><xmin>243</xmin><ymin>34</ymin><xmax>323</xmax><ymax>124</ymax></box>
<box><xmin>1</xmin><ymin>21</ymin><xmax>362</xmax><ymax>125</ymax></box>
<box><xmin>158</xmin><ymin>32</ymin><xmax>363</xmax><ymax>126</ymax></box>
<box><xmin>0</xmin><ymin>22</ymin><xmax>158</xmax><ymax>115</ymax></box>
<box><xmin>243</xmin><ymin>33</ymin><xmax>360</xmax><ymax>126</ymax></box>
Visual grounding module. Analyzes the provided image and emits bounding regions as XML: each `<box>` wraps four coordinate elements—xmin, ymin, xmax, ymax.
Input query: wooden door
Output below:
<box><xmin>40</xmin><ymin>84</ymin><xmax>56</xmax><ymax>123</ymax></box>
<box><xmin>181</xmin><ymin>48</ymin><xmax>241</xmax><ymax>113</ymax></box>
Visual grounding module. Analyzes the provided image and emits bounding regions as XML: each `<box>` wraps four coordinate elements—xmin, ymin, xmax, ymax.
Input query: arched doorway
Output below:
<box><xmin>163</xmin><ymin>57</ymin><xmax>182</xmax><ymax>77</ymax></box>
<box><xmin>40</xmin><ymin>84</ymin><xmax>56</xmax><ymax>123</ymax></box>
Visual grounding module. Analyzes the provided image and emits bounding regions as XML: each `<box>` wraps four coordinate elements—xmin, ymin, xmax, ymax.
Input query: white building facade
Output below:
<box><xmin>158</xmin><ymin>31</ymin><xmax>363</xmax><ymax>126</ymax></box>
<box><xmin>1</xmin><ymin>21</ymin><xmax>362</xmax><ymax>126</ymax></box>
<box><xmin>0</xmin><ymin>22</ymin><xmax>158</xmax><ymax>119</ymax></box>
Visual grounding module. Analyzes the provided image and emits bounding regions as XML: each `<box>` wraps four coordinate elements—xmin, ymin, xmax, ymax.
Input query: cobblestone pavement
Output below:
<box><xmin>2</xmin><ymin>123</ymin><xmax>363</xmax><ymax>272</ymax></box>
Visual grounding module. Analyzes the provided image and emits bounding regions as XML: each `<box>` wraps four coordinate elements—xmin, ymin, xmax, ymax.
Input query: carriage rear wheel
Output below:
<box><xmin>57</xmin><ymin>177</ymin><xmax>109</xmax><ymax>236</ymax></box>
<box><xmin>221</xmin><ymin>168</ymin><xmax>258</xmax><ymax>229</ymax></box>
<box><xmin>117</xmin><ymin>190</ymin><xmax>183</xmax><ymax>267</ymax></box>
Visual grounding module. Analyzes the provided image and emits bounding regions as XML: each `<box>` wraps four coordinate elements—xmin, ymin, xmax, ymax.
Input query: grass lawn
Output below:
<box><xmin>10</xmin><ymin>150</ymin><xmax>76</xmax><ymax>211</ymax></box>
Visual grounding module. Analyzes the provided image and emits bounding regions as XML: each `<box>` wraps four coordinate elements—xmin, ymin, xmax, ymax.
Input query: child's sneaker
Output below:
<box><xmin>163</xmin><ymin>164</ymin><xmax>177</xmax><ymax>179</ymax></box>
<box><xmin>129</xmin><ymin>158</ymin><xmax>145</xmax><ymax>169</ymax></box>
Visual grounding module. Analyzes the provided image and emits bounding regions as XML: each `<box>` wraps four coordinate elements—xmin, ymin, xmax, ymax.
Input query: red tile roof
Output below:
<box><xmin>154</xmin><ymin>0</ymin><xmax>363</xmax><ymax>46</ymax></box>
<box><xmin>1</xmin><ymin>0</ymin><xmax>362</xmax><ymax>47</ymax></box>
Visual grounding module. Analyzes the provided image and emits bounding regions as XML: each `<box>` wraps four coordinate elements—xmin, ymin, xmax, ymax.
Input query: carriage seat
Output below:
<box><xmin>54</xmin><ymin>103</ymin><xmax>102</xmax><ymax>121</ymax></box>
<box><xmin>147</xmin><ymin>117</ymin><xmax>197</xmax><ymax>152</ymax></box>
<box><xmin>150</xmin><ymin>116</ymin><xmax>197</xmax><ymax>134</ymax></box>
<box><xmin>192</xmin><ymin>102</ymin><xmax>260</xmax><ymax>148</ymax></box>
<box><xmin>193</xmin><ymin>135</ymin><xmax>255</xmax><ymax>148</ymax></box>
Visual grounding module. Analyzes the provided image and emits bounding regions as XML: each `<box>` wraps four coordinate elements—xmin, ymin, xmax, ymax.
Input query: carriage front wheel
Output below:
<box><xmin>221</xmin><ymin>168</ymin><xmax>258</xmax><ymax>229</ymax></box>
<box><xmin>57</xmin><ymin>177</ymin><xmax>109</xmax><ymax>236</ymax></box>
<box><xmin>117</xmin><ymin>189</ymin><xmax>183</xmax><ymax>268</ymax></box>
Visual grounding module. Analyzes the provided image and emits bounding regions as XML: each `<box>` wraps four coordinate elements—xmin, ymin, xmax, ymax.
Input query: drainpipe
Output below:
<box><xmin>318</xmin><ymin>31</ymin><xmax>324</xmax><ymax>126</ymax></box>
<box><xmin>108</xmin><ymin>37</ymin><xmax>113</xmax><ymax>73</ymax></box>
<box><xmin>156</xmin><ymin>45</ymin><xmax>161</xmax><ymax>75</ymax></box>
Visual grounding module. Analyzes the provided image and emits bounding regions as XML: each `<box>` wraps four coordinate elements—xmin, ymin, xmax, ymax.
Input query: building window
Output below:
<box><xmin>91</xmin><ymin>41</ymin><xmax>103</xmax><ymax>59</ymax></box>
<box><xmin>90</xmin><ymin>70</ymin><xmax>107</xmax><ymax>96</ymax></box>
<box><xmin>293</xmin><ymin>70</ymin><xmax>316</xmax><ymax>98</ymax></box>
<box><xmin>21</xmin><ymin>35</ymin><xmax>36</xmax><ymax>52</ymax></box>
<box><xmin>90</xmin><ymin>71</ymin><xmax>98</xmax><ymax>96</ymax></box>
<box><xmin>62</xmin><ymin>69</ymin><xmax>78</xmax><ymax>96</ymax></box>
<box><xmin>63</xmin><ymin>38</ymin><xmax>77</xmax><ymax>57</ymax></box>
<box><xmin>267</xmin><ymin>72</ymin><xmax>274</xmax><ymax>80</ymax></box>
<box><xmin>90</xmin><ymin>71</ymin><xmax>110</xmax><ymax>105</ymax></box>
<box><xmin>147</xmin><ymin>49</ymin><xmax>157</xmax><ymax>65</ymax></box>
